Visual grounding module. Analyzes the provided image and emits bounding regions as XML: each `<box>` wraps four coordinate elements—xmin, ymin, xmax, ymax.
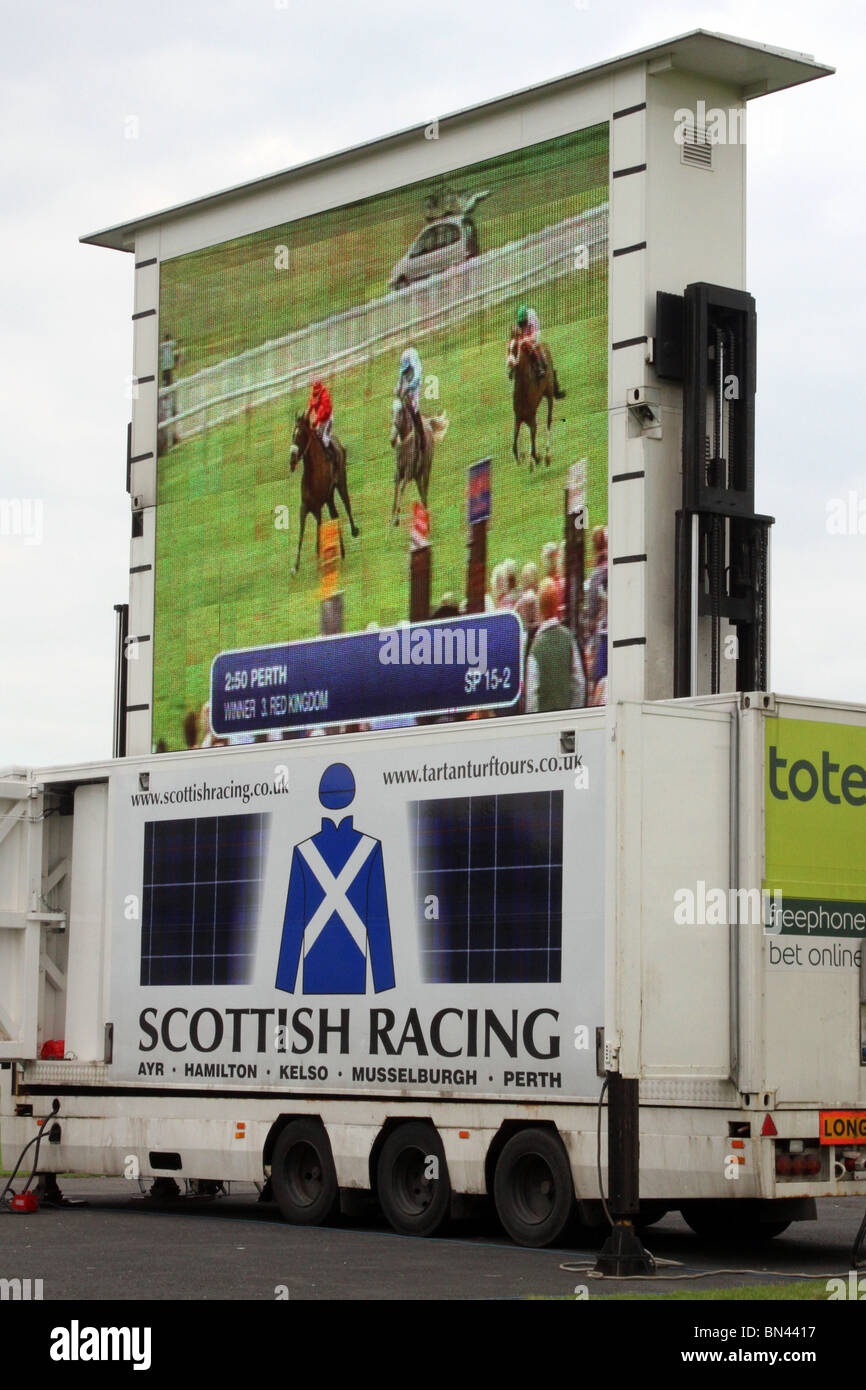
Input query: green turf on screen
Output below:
<box><xmin>154</xmin><ymin>125</ymin><xmax>609</xmax><ymax>748</ymax></box>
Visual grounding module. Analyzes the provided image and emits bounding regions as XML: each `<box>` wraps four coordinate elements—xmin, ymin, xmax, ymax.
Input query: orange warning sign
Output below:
<box><xmin>819</xmin><ymin>1111</ymin><xmax>866</xmax><ymax>1145</ymax></box>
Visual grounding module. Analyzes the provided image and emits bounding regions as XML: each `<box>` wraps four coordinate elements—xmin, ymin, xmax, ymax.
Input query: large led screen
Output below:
<box><xmin>153</xmin><ymin>124</ymin><xmax>609</xmax><ymax>750</ymax></box>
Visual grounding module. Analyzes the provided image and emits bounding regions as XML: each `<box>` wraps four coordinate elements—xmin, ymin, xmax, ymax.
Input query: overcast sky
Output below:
<box><xmin>0</xmin><ymin>0</ymin><xmax>862</xmax><ymax>768</ymax></box>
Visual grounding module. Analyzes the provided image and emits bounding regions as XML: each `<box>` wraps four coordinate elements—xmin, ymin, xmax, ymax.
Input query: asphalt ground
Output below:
<box><xmin>1</xmin><ymin>1177</ymin><xmax>863</xmax><ymax>1302</ymax></box>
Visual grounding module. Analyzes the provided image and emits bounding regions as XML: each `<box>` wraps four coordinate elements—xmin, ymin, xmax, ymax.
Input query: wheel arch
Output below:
<box><xmin>262</xmin><ymin>1112</ymin><xmax>325</xmax><ymax>1174</ymax></box>
<box><xmin>483</xmin><ymin>1119</ymin><xmax>566</xmax><ymax>1199</ymax></box>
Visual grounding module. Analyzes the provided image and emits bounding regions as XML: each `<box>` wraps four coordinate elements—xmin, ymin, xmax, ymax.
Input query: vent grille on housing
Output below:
<box><xmin>680</xmin><ymin>127</ymin><xmax>712</xmax><ymax>170</ymax></box>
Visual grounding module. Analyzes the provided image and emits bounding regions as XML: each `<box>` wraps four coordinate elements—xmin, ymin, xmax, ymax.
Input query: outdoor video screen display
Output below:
<box><xmin>153</xmin><ymin>123</ymin><xmax>609</xmax><ymax>751</ymax></box>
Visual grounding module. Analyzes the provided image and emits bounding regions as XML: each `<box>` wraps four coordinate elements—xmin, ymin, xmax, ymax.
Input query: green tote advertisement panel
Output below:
<box><xmin>765</xmin><ymin>718</ymin><xmax>866</xmax><ymax>972</ymax></box>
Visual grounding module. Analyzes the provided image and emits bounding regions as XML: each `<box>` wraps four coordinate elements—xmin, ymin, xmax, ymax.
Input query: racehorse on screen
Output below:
<box><xmin>289</xmin><ymin>412</ymin><xmax>360</xmax><ymax>575</ymax></box>
<box><xmin>506</xmin><ymin>330</ymin><xmax>565</xmax><ymax>471</ymax></box>
<box><xmin>389</xmin><ymin>399</ymin><xmax>448</xmax><ymax>526</ymax></box>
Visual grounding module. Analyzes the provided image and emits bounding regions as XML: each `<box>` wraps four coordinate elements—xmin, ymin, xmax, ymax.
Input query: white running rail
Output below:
<box><xmin>158</xmin><ymin>203</ymin><xmax>608</xmax><ymax>443</ymax></box>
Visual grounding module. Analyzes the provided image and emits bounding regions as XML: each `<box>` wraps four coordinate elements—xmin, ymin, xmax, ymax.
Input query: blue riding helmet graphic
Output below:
<box><xmin>276</xmin><ymin>763</ymin><xmax>395</xmax><ymax>994</ymax></box>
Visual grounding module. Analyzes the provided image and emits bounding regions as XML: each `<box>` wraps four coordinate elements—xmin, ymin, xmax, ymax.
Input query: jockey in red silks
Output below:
<box><xmin>307</xmin><ymin>379</ymin><xmax>338</xmax><ymax>487</ymax></box>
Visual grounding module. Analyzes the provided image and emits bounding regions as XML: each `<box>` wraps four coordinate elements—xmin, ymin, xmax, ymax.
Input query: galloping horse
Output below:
<box><xmin>389</xmin><ymin>399</ymin><xmax>449</xmax><ymax>525</ymax></box>
<box><xmin>506</xmin><ymin>331</ymin><xmax>565</xmax><ymax>470</ymax></box>
<box><xmin>288</xmin><ymin>412</ymin><xmax>359</xmax><ymax>575</ymax></box>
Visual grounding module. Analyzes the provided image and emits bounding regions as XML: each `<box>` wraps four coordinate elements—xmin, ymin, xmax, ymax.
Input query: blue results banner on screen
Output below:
<box><xmin>211</xmin><ymin>613</ymin><xmax>522</xmax><ymax>735</ymax></box>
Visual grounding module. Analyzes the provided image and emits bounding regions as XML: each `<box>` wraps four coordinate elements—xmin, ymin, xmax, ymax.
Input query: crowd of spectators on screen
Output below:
<box><xmin>484</xmin><ymin>529</ymin><xmax>607</xmax><ymax>712</ymax></box>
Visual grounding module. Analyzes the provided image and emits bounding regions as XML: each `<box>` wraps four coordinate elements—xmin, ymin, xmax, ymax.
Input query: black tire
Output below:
<box><xmin>680</xmin><ymin>1202</ymin><xmax>791</xmax><ymax>1242</ymax></box>
<box><xmin>270</xmin><ymin>1120</ymin><xmax>339</xmax><ymax>1227</ymax></box>
<box><xmin>634</xmin><ymin>1201</ymin><xmax>668</xmax><ymax>1230</ymax></box>
<box><xmin>749</xmin><ymin>1221</ymin><xmax>791</xmax><ymax>1239</ymax></box>
<box><xmin>493</xmin><ymin>1128</ymin><xmax>574</xmax><ymax>1248</ymax></box>
<box><xmin>376</xmin><ymin>1123</ymin><xmax>451</xmax><ymax>1237</ymax></box>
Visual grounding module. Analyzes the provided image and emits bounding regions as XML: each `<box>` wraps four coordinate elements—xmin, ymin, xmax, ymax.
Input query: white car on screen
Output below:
<box><xmin>389</xmin><ymin>191</ymin><xmax>489</xmax><ymax>289</ymax></box>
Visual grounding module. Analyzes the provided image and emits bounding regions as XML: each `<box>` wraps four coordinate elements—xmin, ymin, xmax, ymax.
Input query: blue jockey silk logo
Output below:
<box><xmin>276</xmin><ymin>764</ymin><xmax>396</xmax><ymax>994</ymax></box>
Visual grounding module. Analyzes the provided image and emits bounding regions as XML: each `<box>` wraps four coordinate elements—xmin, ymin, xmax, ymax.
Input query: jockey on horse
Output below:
<box><xmin>506</xmin><ymin>304</ymin><xmax>566</xmax><ymax>469</ymax></box>
<box><xmin>306</xmin><ymin>378</ymin><xmax>339</xmax><ymax>491</ymax></box>
<box><xmin>508</xmin><ymin>303</ymin><xmax>566</xmax><ymax>399</ymax></box>
<box><xmin>396</xmin><ymin>347</ymin><xmax>425</xmax><ymax>457</ymax></box>
<box><xmin>514</xmin><ymin>304</ymin><xmax>546</xmax><ymax>381</ymax></box>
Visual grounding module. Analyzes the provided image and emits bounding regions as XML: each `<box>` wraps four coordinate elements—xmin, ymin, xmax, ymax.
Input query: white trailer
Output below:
<box><xmin>2</xmin><ymin>693</ymin><xmax>864</xmax><ymax>1246</ymax></box>
<box><xmin>4</xmin><ymin>31</ymin><xmax>853</xmax><ymax>1252</ymax></box>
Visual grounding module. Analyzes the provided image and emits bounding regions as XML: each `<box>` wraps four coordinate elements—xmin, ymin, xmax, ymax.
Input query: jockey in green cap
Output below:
<box><xmin>515</xmin><ymin>305</ymin><xmax>544</xmax><ymax>380</ymax></box>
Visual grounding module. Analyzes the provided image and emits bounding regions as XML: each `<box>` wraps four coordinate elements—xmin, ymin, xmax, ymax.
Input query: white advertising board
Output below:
<box><xmin>108</xmin><ymin>728</ymin><xmax>604</xmax><ymax>1100</ymax></box>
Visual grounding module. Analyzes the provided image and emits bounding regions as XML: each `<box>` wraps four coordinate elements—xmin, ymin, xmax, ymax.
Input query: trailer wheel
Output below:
<box><xmin>634</xmin><ymin>1201</ymin><xmax>668</xmax><ymax>1230</ymax></box>
<box><xmin>376</xmin><ymin>1123</ymin><xmax>451</xmax><ymax>1237</ymax></box>
<box><xmin>493</xmin><ymin>1128</ymin><xmax>574</xmax><ymax>1248</ymax></box>
<box><xmin>270</xmin><ymin>1120</ymin><xmax>339</xmax><ymax>1227</ymax></box>
<box><xmin>680</xmin><ymin>1202</ymin><xmax>790</xmax><ymax>1241</ymax></box>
